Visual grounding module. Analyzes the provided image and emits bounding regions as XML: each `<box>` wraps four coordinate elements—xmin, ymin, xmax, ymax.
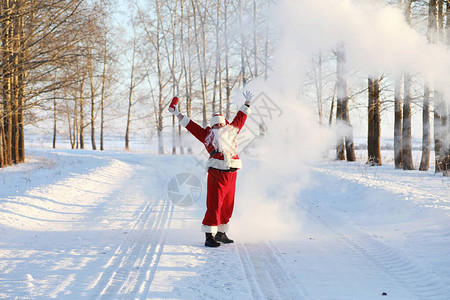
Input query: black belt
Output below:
<box><xmin>209</xmin><ymin>167</ymin><xmax>238</xmax><ymax>172</ymax></box>
<box><xmin>209</xmin><ymin>149</ymin><xmax>221</xmax><ymax>156</ymax></box>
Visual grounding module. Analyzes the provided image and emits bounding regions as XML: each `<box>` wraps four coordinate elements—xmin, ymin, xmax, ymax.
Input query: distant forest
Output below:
<box><xmin>0</xmin><ymin>0</ymin><xmax>448</xmax><ymax>175</ymax></box>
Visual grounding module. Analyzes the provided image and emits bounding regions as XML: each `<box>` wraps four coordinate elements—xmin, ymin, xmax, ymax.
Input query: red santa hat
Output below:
<box><xmin>210</xmin><ymin>113</ymin><xmax>228</xmax><ymax>127</ymax></box>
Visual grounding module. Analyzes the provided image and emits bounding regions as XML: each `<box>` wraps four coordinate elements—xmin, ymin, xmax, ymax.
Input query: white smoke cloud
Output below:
<box><xmin>232</xmin><ymin>81</ymin><xmax>333</xmax><ymax>241</ymax></box>
<box><xmin>232</xmin><ymin>0</ymin><xmax>450</xmax><ymax>241</ymax></box>
<box><xmin>277</xmin><ymin>0</ymin><xmax>450</xmax><ymax>97</ymax></box>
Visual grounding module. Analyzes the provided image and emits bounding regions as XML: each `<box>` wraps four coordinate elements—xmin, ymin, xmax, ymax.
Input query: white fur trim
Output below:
<box><xmin>218</xmin><ymin>223</ymin><xmax>229</xmax><ymax>233</ymax></box>
<box><xmin>210</xmin><ymin>115</ymin><xmax>226</xmax><ymax>126</ymax></box>
<box><xmin>239</xmin><ymin>104</ymin><xmax>251</xmax><ymax>115</ymax></box>
<box><xmin>201</xmin><ymin>225</ymin><xmax>218</xmax><ymax>234</ymax></box>
<box><xmin>180</xmin><ymin>115</ymin><xmax>190</xmax><ymax>127</ymax></box>
<box><xmin>207</xmin><ymin>157</ymin><xmax>242</xmax><ymax>170</ymax></box>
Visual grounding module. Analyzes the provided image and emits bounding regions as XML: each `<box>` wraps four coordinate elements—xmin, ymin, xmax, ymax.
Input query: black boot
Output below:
<box><xmin>205</xmin><ymin>233</ymin><xmax>221</xmax><ymax>247</ymax></box>
<box><xmin>215</xmin><ymin>232</ymin><xmax>234</xmax><ymax>244</ymax></box>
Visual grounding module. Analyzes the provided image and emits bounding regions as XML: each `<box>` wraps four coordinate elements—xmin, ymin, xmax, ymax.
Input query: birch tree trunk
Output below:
<box><xmin>394</xmin><ymin>76</ymin><xmax>403</xmax><ymax>169</ymax></box>
<box><xmin>212</xmin><ymin>0</ymin><xmax>222</xmax><ymax>114</ymax></box>
<box><xmin>191</xmin><ymin>0</ymin><xmax>208</xmax><ymax>127</ymax></box>
<box><xmin>180</xmin><ymin>0</ymin><xmax>193</xmax><ymax>154</ymax></box>
<box><xmin>165</xmin><ymin>2</ymin><xmax>179</xmax><ymax>155</ymax></box>
<box><xmin>402</xmin><ymin>0</ymin><xmax>414</xmax><ymax>170</ymax></box>
<box><xmin>125</xmin><ymin>35</ymin><xmax>136</xmax><ymax>151</ymax></box>
<box><xmin>336</xmin><ymin>47</ymin><xmax>346</xmax><ymax>161</ymax></box>
<box><xmin>239</xmin><ymin>0</ymin><xmax>247</xmax><ymax>86</ymax></box>
<box><xmin>434</xmin><ymin>0</ymin><xmax>450</xmax><ymax>175</ymax></box>
<box><xmin>312</xmin><ymin>54</ymin><xmax>324</xmax><ymax>124</ymax></box>
<box><xmin>434</xmin><ymin>93</ymin><xmax>448</xmax><ymax>173</ymax></box>
<box><xmin>156</xmin><ymin>1</ymin><xmax>165</xmax><ymax>154</ymax></box>
<box><xmin>402</xmin><ymin>72</ymin><xmax>414</xmax><ymax>170</ymax></box>
<box><xmin>335</xmin><ymin>44</ymin><xmax>355</xmax><ymax>161</ymax></box>
<box><xmin>79</xmin><ymin>81</ymin><xmax>85</xmax><ymax>150</ymax></box>
<box><xmin>100</xmin><ymin>34</ymin><xmax>108</xmax><ymax>151</ymax></box>
<box><xmin>420</xmin><ymin>85</ymin><xmax>431</xmax><ymax>171</ymax></box>
<box><xmin>88</xmin><ymin>49</ymin><xmax>97</xmax><ymax>151</ymax></box>
<box><xmin>180</xmin><ymin>0</ymin><xmax>192</xmax><ymax>119</ymax></box>
<box><xmin>420</xmin><ymin>0</ymin><xmax>437</xmax><ymax>171</ymax></box>
<box><xmin>73</xmin><ymin>96</ymin><xmax>79</xmax><ymax>149</ymax></box>
<box><xmin>53</xmin><ymin>95</ymin><xmax>57</xmax><ymax>149</ymax></box>
<box><xmin>224</xmin><ymin>0</ymin><xmax>231</xmax><ymax>119</ymax></box>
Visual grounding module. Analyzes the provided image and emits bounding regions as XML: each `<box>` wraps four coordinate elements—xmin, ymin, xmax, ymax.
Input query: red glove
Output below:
<box><xmin>169</xmin><ymin>97</ymin><xmax>179</xmax><ymax>111</ymax></box>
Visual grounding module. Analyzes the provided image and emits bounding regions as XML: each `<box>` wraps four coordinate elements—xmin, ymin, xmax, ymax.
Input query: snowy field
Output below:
<box><xmin>0</xmin><ymin>147</ymin><xmax>449</xmax><ymax>299</ymax></box>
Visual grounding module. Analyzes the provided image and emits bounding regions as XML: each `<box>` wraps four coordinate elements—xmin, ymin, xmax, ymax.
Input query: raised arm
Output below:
<box><xmin>168</xmin><ymin>96</ymin><xmax>208</xmax><ymax>143</ymax></box>
<box><xmin>230</xmin><ymin>91</ymin><xmax>252</xmax><ymax>131</ymax></box>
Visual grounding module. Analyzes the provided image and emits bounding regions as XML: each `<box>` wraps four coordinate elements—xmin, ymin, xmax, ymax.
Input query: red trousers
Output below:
<box><xmin>202</xmin><ymin>168</ymin><xmax>237</xmax><ymax>228</ymax></box>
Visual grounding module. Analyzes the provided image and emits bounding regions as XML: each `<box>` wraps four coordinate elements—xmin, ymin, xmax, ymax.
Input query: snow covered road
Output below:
<box><xmin>0</xmin><ymin>150</ymin><xmax>449</xmax><ymax>299</ymax></box>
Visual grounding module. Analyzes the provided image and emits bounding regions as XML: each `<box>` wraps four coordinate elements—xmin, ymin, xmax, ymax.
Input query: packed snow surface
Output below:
<box><xmin>0</xmin><ymin>148</ymin><xmax>449</xmax><ymax>299</ymax></box>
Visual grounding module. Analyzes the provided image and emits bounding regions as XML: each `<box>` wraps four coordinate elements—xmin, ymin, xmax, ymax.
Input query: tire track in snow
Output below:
<box><xmin>309</xmin><ymin>212</ymin><xmax>450</xmax><ymax>300</ymax></box>
<box><xmin>312</xmin><ymin>166</ymin><xmax>450</xmax><ymax>211</ymax></box>
<box><xmin>117</xmin><ymin>198</ymin><xmax>173</xmax><ymax>298</ymax></box>
<box><xmin>342</xmin><ymin>232</ymin><xmax>450</xmax><ymax>299</ymax></box>
<box><xmin>237</xmin><ymin>242</ymin><xmax>309</xmax><ymax>300</ymax></box>
<box><xmin>0</xmin><ymin>157</ymin><xmax>137</xmax><ymax>299</ymax></box>
<box><xmin>90</xmin><ymin>177</ymin><xmax>174</xmax><ymax>299</ymax></box>
<box><xmin>91</xmin><ymin>199</ymin><xmax>155</xmax><ymax>298</ymax></box>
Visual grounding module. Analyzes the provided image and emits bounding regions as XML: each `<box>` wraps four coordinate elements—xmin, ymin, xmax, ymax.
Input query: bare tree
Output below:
<box><xmin>0</xmin><ymin>0</ymin><xmax>106</xmax><ymax>166</ymax></box>
<box><xmin>78</xmin><ymin>74</ymin><xmax>86</xmax><ymax>149</ymax></box>
<box><xmin>191</xmin><ymin>0</ymin><xmax>209</xmax><ymax>128</ymax></box>
<box><xmin>252</xmin><ymin>0</ymin><xmax>258</xmax><ymax>78</ymax></box>
<box><xmin>419</xmin><ymin>0</ymin><xmax>437</xmax><ymax>171</ymax></box>
<box><xmin>99</xmin><ymin>32</ymin><xmax>108</xmax><ymax>151</ymax></box>
<box><xmin>0</xmin><ymin>0</ymin><xmax>278</xmax><ymax>163</ymax></box>
<box><xmin>394</xmin><ymin>76</ymin><xmax>403</xmax><ymax>169</ymax></box>
<box><xmin>224</xmin><ymin>0</ymin><xmax>232</xmax><ymax>119</ymax></box>
<box><xmin>402</xmin><ymin>0</ymin><xmax>415</xmax><ymax>170</ymax></box>
<box><xmin>312</xmin><ymin>53</ymin><xmax>324</xmax><ymax>124</ymax></box>
<box><xmin>87</xmin><ymin>49</ymin><xmax>97</xmax><ymax>151</ymax></box>
<box><xmin>212</xmin><ymin>0</ymin><xmax>222</xmax><ymax>115</ymax></box>
<box><xmin>125</xmin><ymin>30</ymin><xmax>137</xmax><ymax>151</ymax></box>
<box><xmin>368</xmin><ymin>76</ymin><xmax>381</xmax><ymax>166</ymax></box>
<box><xmin>433</xmin><ymin>0</ymin><xmax>450</xmax><ymax>175</ymax></box>
<box><xmin>162</xmin><ymin>0</ymin><xmax>182</xmax><ymax>155</ymax></box>
<box><xmin>238</xmin><ymin>0</ymin><xmax>247</xmax><ymax>86</ymax></box>
<box><xmin>420</xmin><ymin>85</ymin><xmax>431</xmax><ymax>171</ymax></box>
<box><xmin>139</xmin><ymin>0</ymin><xmax>172</xmax><ymax>154</ymax></box>
<box><xmin>402</xmin><ymin>72</ymin><xmax>414</xmax><ymax>170</ymax></box>
<box><xmin>335</xmin><ymin>44</ymin><xmax>356</xmax><ymax>162</ymax></box>
<box><xmin>180</xmin><ymin>0</ymin><xmax>193</xmax><ymax>119</ymax></box>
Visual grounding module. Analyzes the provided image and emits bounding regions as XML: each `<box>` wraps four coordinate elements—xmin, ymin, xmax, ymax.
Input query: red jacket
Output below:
<box><xmin>180</xmin><ymin>105</ymin><xmax>250</xmax><ymax>170</ymax></box>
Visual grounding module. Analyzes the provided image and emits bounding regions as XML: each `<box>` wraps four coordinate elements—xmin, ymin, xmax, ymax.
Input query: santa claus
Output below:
<box><xmin>168</xmin><ymin>91</ymin><xmax>253</xmax><ymax>247</ymax></box>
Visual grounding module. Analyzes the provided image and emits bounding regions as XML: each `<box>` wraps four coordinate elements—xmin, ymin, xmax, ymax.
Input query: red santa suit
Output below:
<box><xmin>180</xmin><ymin>105</ymin><xmax>251</xmax><ymax>234</ymax></box>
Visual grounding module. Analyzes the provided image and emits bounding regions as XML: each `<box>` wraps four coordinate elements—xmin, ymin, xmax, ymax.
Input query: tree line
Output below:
<box><xmin>1</xmin><ymin>0</ymin><xmax>449</xmax><ymax>177</ymax></box>
<box><xmin>306</xmin><ymin>0</ymin><xmax>450</xmax><ymax>176</ymax></box>
<box><xmin>0</xmin><ymin>0</ymin><xmax>107</xmax><ymax>166</ymax></box>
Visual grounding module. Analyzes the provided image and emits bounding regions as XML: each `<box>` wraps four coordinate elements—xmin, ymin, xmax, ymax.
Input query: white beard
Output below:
<box><xmin>206</xmin><ymin>125</ymin><xmax>239</xmax><ymax>166</ymax></box>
